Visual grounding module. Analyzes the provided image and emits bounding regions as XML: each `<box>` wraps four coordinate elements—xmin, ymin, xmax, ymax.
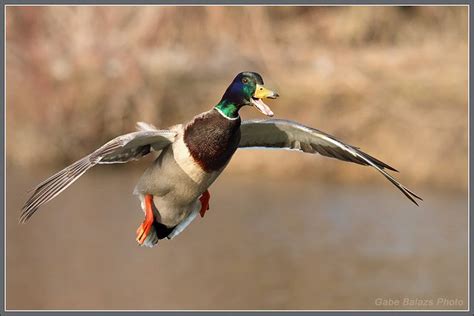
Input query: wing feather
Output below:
<box><xmin>239</xmin><ymin>119</ymin><xmax>421</xmax><ymax>205</ymax></box>
<box><xmin>20</xmin><ymin>129</ymin><xmax>176</xmax><ymax>223</ymax></box>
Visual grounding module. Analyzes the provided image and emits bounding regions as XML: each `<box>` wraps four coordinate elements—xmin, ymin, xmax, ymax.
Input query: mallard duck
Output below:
<box><xmin>20</xmin><ymin>72</ymin><xmax>422</xmax><ymax>247</ymax></box>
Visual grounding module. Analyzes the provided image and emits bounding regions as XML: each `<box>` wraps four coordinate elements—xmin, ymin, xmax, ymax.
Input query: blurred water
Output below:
<box><xmin>6</xmin><ymin>165</ymin><xmax>467</xmax><ymax>310</ymax></box>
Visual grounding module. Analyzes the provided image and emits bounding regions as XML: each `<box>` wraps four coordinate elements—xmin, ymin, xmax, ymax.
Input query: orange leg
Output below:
<box><xmin>199</xmin><ymin>190</ymin><xmax>211</xmax><ymax>218</ymax></box>
<box><xmin>136</xmin><ymin>194</ymin><xmax>155</xmax><ymax>245</ymax></box>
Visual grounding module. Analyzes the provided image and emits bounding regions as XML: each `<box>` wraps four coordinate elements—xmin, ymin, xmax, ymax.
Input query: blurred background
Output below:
<box><xmin>6</xmin><ymin>6</ymin><xmax>468</xmax><ymax>310</ymax></box>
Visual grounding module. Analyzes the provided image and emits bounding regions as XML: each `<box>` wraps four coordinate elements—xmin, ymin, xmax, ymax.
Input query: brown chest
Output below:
<box><xmin>183</xmin><ymin>110</ymin><xmax>241</xmax><ymax>172</ymax></box>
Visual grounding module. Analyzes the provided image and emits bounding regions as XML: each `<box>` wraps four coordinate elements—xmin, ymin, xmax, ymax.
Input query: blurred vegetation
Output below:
<box><xmin>6</xmin><ymin>6</ymin><xmax>468</xmax><ymax>191</ymax></box>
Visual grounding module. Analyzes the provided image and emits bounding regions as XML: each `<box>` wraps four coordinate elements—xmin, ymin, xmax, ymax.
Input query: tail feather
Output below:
<box><xmin>141</xmin><ymin>225</ymin><xmax>159</xmax><ymax>248</ymax></box>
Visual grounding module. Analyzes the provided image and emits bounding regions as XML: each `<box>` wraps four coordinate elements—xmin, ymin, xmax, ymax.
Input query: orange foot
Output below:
<box><xmin>136</xmin><ymin>194</ymin><xmax>155</xmax><ymax>245</ymax></box>
<box><xmin>199</xmin><ymin>190</ymin><xmax>211</xmax><ymax>218</ymax></box>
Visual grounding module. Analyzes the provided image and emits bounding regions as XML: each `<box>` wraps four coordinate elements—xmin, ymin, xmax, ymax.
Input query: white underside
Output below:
<box><xmin>167</xmin><ymin>200</ymin><xmax>201</xmax><ymax>240</ymax></box>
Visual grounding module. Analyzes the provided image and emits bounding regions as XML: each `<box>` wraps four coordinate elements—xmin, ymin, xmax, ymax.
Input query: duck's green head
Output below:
<box><xmin>215</xmin><ymin>72</ymin><xmax>279</xmax><ymax>119</ymax></box>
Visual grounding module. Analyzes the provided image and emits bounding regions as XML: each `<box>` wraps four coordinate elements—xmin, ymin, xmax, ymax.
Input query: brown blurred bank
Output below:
<box><xmin>6</xmin><ymin>6</ymin><xmax>468</xmax><ymax>192</ymax></box>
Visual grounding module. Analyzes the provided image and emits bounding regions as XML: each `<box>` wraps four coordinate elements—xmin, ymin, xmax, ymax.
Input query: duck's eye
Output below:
<box><xmin>242</xmin><ymin>78</ymin><xmax>248</xmax><ymax>84</ymax></box>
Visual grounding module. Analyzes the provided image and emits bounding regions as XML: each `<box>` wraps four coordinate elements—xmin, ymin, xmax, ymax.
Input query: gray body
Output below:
<box><xmin>134</xmin><ymin>124</ymin><xmax>226</xmax><ymax>227</ymax></box>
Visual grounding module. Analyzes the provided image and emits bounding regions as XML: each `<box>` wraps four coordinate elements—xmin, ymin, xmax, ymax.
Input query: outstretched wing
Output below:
<box><xmin>239</xmin><ymin>119</ymin><xmax>422</xmax><ymax>205</ymax></box>
<box><xmin>20</xmin><ymin>126</ymin><xmax>177</xmax><ymax>223</ymax></box>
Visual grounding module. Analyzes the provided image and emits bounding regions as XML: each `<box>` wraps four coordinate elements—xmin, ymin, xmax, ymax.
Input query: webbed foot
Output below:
<box><xmin>136</xmin><ymin>194</ymin><xmax>156</xmax><ymax>246</ymax></box>
<box><xmin>199</xmin><ymin>190</ymin><xmax>210</xmax><ymax>218</ymax></box>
